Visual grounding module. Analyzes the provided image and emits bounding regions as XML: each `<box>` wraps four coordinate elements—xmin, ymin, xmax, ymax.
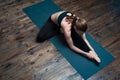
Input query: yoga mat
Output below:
<box><xmin>23</xmin><ymin>0</ymin><xmax>115</xmax><ymax>79</ymax></box>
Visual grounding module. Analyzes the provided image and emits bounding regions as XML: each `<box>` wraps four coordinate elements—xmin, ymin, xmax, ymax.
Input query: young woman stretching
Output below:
<box><xmin>36</xmin><ymin>11</ymin><xmax>101</xmax><ymax>63</ymax></box>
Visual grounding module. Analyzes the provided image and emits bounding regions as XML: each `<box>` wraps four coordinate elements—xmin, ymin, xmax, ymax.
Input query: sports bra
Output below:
<box><xmin>57</xmin><ymin>11</ymin><xmax>73</xmax><ymax>26</ymax></box>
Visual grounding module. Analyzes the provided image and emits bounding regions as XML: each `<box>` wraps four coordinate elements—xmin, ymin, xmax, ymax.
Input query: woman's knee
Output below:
<box><xmin>35</xmin><ymin>34</ymin><xmax>46</xmax><ymax>43</ymax></box>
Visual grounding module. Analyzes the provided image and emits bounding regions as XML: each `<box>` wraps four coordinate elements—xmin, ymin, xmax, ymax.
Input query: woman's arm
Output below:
<box><xmin>82</xmin><ymin>33</ymin><xmax>100</xmax><ymax>57</ymax></box>
<box><xmin>82</xmin><ymin>33</ymin><xmax>101</xmax><ymax>63</ymax></box>
<box><xmin>82</xmin><ymin>33</ymin><xmax>95</xmax><ymax>52</ymax></box>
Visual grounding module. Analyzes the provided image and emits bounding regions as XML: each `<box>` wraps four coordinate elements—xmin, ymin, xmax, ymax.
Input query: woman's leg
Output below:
<box><xmin>71</xmin><ymin>28</ymin><xmax>91</xmax><ymax>52</ymax></box>
<box><xmin>71</xmin><ymin>29</ymin><xmax>101</xmax><ymax>63</ymax></box>
<box><xmin>89</xmin><ymin>51</ymin><xmax>101</xmax><ymax>63</ymax></box>
<box><xmin>36</xmin><ymin>17</ymin><xmax>60</xmax><ymax>42</ymax></box>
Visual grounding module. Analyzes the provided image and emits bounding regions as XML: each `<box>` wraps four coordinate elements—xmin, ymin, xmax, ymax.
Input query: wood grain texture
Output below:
<box><xmin>0</xmin><ymin>0</ymin><xmax>120</xmax><ymax>80</ymax></box>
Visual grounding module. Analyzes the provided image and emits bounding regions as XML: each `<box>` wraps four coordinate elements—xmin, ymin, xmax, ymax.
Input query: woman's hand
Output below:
<box><xmin>85</xmin><ymin>52</ymin><xmax>94</xmax><ymax>59</ymax></box>
<box><xmin>85</xmin><ymin>51</ymin><xmax>101</xmax><ymax>63</ymax></box>
<box><xmin>89</xmin><ymin>51</ymin><xmax>101</xmax><ymax>63</ymax></box>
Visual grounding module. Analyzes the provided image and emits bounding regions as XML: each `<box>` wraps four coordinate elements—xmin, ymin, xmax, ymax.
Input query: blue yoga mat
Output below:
<box><xmin>23</xmin><ymin>0</ymin><xmax>115</xmax><ymax>79</ymax></box>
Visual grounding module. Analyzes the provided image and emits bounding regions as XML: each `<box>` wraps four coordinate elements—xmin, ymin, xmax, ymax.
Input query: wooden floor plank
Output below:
<box><xmin>0</xmin><ymin>0</ymin><xmax>120</xmax><ymax>80</ymax></box>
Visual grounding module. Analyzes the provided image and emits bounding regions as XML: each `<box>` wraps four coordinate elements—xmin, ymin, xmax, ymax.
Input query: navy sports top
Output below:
<box><xmin>57</xmin><ymin>11</ymin><xmax>72</xmax><ymax>26</ymax></box>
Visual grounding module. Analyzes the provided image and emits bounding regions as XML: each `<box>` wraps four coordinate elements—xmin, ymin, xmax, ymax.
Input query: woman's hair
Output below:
<box><xmin>66</xmin><ymin>13</ymin><xmax>88</xmax><ymax>32</ymax></box>
<box><xmin>75</xmin><ymin>18</ymin><xmax>88</xmax><ymax>32</ymax></box>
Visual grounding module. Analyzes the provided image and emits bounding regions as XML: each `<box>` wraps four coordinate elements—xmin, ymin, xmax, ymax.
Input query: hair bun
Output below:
<box><xmin>66</xmin><ymin>13</ymin><xmax>72</xmax><ymax>16</ymax></box>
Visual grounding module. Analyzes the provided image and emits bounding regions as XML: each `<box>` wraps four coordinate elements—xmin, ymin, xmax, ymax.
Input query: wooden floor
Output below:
<box><xmin>0</xmin><ymin>0</ymin><xmax>120</xmax><ymax>80</ymax></box>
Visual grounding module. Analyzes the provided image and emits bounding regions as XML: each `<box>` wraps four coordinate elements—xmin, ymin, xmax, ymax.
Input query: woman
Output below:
<box><xmin>36</xmin><ymin>11</ymin><xmax>101</xmax><ymax>63</ymax></box>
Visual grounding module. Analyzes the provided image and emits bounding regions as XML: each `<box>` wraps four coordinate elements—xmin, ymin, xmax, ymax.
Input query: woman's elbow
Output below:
<box><xmin>69</xmin><ymin>45</ymin><xmax>75</xmax><ymax>50</ymax></box>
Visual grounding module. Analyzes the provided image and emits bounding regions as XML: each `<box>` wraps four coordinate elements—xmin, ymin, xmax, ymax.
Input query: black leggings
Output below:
<box><xmin>36</xmin><ymin>17</ymin><xmax>60</xmax><ymax>42</ymax></box>
<box><xmin>36</xmin><ymin>17</ymin><xmax>91</xmax><ymax>52</ymax></box>
<box><xmin>71</xmin><ymin>28</ymin><xmax>91</xmax><ymax>52</ymax></box>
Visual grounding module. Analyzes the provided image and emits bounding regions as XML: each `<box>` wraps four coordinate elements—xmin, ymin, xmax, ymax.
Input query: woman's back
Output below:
<box><xmin>51</xmin><ymin>11</ymin><xmax>66</xmax><ymax>26</ymax></box>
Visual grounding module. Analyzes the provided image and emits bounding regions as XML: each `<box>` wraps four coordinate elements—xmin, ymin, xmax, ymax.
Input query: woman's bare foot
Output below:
<box><xmin>94</xmin><ymin>55</ymin><xmax>101</xmax><ymax>63</ymax></box>
<box><xmin>89</xmin><ymin>51</ymin><xmax>101</xmax><ymax>63</ymax></box>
